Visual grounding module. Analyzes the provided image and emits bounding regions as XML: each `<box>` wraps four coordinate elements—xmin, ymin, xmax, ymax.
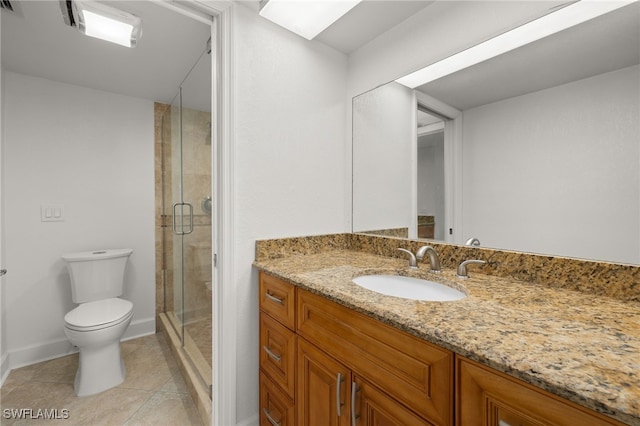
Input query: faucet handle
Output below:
<box><xmin>397</xmin><ymin>248</ymin><xmax>418</xmax><ymax>269</ymax></box>
<box><xmin>457</xmin><ymin>259</ymin><xmax>486</xmax><ymax>279</ymax></box>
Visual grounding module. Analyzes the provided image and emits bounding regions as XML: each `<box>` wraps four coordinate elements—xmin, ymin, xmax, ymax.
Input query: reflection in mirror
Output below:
<box><xmin>353</xmin><ymin>82</ymin><xmax>415</xmax><ymax>238</ymax></box>
<box><xmin>417</xmin><ymin>110</ymin><xmax>445</xmax><ymax>240</ymax></box>
<box><xmin>352</xmin><ymin>3</ymin><xmax>639</xmax><ymax>265</ymax></box>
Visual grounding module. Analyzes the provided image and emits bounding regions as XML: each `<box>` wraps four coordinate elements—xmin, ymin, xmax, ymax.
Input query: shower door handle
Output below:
<box><xmin>172</xmin><ymin>202</ymin><xmax>194</xmax><ymax>235</ymax></box>
<box><xmin>183</xmin><ymin>202</ymin><xmax>194</xmax><ymax>235</ymax></box>
<box><xmin>0</xmin><ymin>269</ymin><xmax>6</xmax><ymax>276</ymax></box>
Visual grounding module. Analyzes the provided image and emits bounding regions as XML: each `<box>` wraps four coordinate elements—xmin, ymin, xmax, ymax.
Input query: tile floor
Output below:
<box><xmin>0</xmin><ymin>333</ymin><xmax>203</xmax><ymax>425</ymax></box>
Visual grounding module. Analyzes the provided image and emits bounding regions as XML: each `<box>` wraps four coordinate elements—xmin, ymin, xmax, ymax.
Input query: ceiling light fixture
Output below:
<box><xmin>59</xmin><ymin>0</ymin><xmax>142</xmax><ymax>48</ymax></box>
<box><xmin>396</xmin><ymin>0</ymin><xmax>638</xmax><ymax>88</ymax></box>
<box><xmin>259</xmin><ymin>0</ymin><xmax>362</xmax><ymax>40</ymax></box>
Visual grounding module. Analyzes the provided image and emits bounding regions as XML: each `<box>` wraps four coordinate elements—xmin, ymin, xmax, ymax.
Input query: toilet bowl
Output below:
<box><xmin>62</xmin><ymin>249</ymin><xmax>134</xmax><ymax>397</ymax></box>
<box><xmin>64</xmin><ymin>298</ymin><xmax>133</xmax><ymax>396</ymax></box>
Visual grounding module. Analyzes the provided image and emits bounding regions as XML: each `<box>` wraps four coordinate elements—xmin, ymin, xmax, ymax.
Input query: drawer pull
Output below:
<box><xmin>265</xmin><ymin>292</ymin><xmax>284</xmax><ymax>305</ymax></box>
<box><xmin>336</xmin><ymin>372</ymin><xmax>345</xmax><ymax>416</ymax></box>
<box><xmin>263</xmin><ymin>346</ymin><xmax>282</xmax><ymax>363</ymax></box>
<box><xmin>351</xmin><ymin>382</ymin><xmax>360</xmax><ymax>426</ymax></box>
<box><xmin>263</xmin><ymin>408</ymin><xmax>281</xmax><ymax>426</ymax></box>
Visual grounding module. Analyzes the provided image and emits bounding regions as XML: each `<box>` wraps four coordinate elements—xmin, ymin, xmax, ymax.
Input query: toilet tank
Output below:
<box><xmin>62</xmin><ymin>249</ymin><xmax>133</xmax><ymax>303</ymax></box>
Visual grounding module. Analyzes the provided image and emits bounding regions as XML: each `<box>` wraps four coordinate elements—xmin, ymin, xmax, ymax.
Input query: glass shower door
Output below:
<box><xmin>162</xmin><ymin>45</ymin><xmax>212</xmax><ymax>393</ymax></box>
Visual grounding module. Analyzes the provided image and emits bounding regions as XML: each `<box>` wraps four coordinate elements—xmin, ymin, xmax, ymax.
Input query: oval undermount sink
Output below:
<box><xmin>352</xmin><ymin>275</ymin><xmax>466</xmax><ymax>302</ymax></box>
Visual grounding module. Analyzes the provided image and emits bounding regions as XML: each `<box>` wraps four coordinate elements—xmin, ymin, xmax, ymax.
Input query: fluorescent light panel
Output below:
<box><xmin>259</xmin><ymin>0</ymin><xmax>362</xmax><ymax>40</ymax></box>
<box><xmin>76</xmin><ymin>1</ymin><xmax>141</xmax><ymax>47</ymax></box>
<box><xmin>396</xmin><ymin>0</ymin><xmax>638</xmax><ymax>88</ymax></box>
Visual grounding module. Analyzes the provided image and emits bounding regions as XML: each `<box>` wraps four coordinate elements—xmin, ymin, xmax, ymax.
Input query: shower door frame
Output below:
<box><xmin>156</xmin><ymin>1</ymin><xmax>236</xmax><ymax>425</ymax></box>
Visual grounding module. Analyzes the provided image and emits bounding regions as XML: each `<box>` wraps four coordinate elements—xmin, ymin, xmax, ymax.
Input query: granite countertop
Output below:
<box><xmin>254</xmin><ymin>249</ymin><xmax>640</xmax><ymax>425</ymax></box>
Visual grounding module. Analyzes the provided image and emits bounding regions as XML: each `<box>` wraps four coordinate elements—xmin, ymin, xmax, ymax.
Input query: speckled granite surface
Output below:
<box><xmin>257</xmin><ymin>233</ymin><xmax>639</xmax><ymax>302</ymax></box>
<box><xmin>254</xmin><ymin>235</ymin><xmax>640</xmax><ymax>425</ymax></box>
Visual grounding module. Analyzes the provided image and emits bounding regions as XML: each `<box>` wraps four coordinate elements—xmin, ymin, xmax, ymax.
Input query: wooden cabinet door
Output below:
<box><xmin>353</xmin><ymin>376</ymin><xmax>434</xmax><ymax>426</ymax></box>
<box><xmin>456</xmin><ymin>356</ymin><xmax>625</xmax><ymax>426</ymax></box>
<box><xmin>297</xmin><ymin>338</ymin><xmax>351</xmax><ymax>426</ymax></box>
<box><xmin>297</xmin><ymin>288</ymin><xmax>452</xmax><ymax>425</ymax></box>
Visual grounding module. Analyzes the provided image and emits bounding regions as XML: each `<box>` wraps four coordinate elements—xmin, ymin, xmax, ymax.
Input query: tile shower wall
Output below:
<box><xmin>154</xmin><ymin>103</ymin><xmax>212</xmax><ymax>324</ymax></box>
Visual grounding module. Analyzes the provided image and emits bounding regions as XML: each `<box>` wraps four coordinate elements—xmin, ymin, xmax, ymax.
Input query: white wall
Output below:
<box><xmin>462</xmin><ymin>66</ymin><xmax>640</xmax><ymax>264</ymax></box>
<box><xmin>232</xmin><ymin>4</ymin><xmax>348</xmax><ymax>423</ymax></box>
<box><xmin>3</xmin><ymin>72</ymin><xmax>156</xmax><ymax>369</ymax></box>
<box><xmin>352</xmin><ymin>82</ymin><xmax>413</xmax><ymax>232</ymax></box>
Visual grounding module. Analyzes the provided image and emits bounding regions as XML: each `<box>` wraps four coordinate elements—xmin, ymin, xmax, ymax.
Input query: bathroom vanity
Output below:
<box><xmin>254</xmin><ymin>234</ymin><xmax>640</xmax><ymax>426</ymax></box>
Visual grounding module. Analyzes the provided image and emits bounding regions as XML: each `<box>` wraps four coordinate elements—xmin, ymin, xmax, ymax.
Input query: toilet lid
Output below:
<box><xmin>65</xmin><ymin>298</ymin><xmax>133</xmax><ymax>330</ymax></box>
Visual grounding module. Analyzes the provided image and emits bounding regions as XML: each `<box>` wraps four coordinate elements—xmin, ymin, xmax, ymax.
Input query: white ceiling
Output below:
<box><xmin>242</xmin><ymin>0</ymin><xmax>434</xmax><ymax>54</ymax></box>
<box><xmin>1</xmin><ymin>1</ymin><xmax>212</xmax><ymax>109</ymax></box>
<box><xmin>314</xmin><ymin>0</ymin><xmax>433</xmax><ymax>54</ymax></box>
<box><xmin>1</xmin><ymin>0</ymin><xmax>434</xmax><ymax>108</ymax></box>
<box><xmin>416</xmin><ymin>2</ymin><xmax>640</xmax><ymax>111</ymax></box>
<box><xmin>6</xmin><ymin>1</ymin><xmax>634</xmax><ymax>114</ymax></box>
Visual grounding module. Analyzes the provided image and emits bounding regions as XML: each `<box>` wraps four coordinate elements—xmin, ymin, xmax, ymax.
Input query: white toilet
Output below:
<box><xmin>62</xmin><ymin>248</ymin><xmax>134</xmax><ymax>397</ymax></box>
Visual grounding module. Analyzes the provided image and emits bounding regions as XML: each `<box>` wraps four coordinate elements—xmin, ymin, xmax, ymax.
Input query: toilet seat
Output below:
<box><xmin>65</xmin><ymin>298</ymin><xmax>133</xmax><ymax>332</ymax></box>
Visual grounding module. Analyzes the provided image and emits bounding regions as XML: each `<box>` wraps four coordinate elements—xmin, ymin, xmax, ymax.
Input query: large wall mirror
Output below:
<box><xmin>352</xmin><ymin>2</ymin><xmax>640</xmax><ymax>265</ymax></box>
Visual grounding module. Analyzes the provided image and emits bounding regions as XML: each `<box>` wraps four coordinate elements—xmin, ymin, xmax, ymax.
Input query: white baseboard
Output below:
<box><xmin>6</xmin><ymin>316</ymin><xmax>156</xmax><ymax>372</ymax></box>
<box><xmin>236</xmin><ymin>413</ymin><xmax>258</xmax><ymax>426</ymax></box>
<box><xmin>122</xmin><ymin>317</ymin><xmax>156</xmax><ymax>342</ymax></box>
<box><xmin>0</xmin><ymin>351</ymin><xmax>10</xmax><ymax>387</ymax></box>
<box><xmin>7</xmin><ymin>337</ymin><xmax>77</xmax><ymax>371</ymax></box>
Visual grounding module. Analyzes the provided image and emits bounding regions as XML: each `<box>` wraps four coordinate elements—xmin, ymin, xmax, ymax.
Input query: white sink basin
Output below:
<box><xmin>352</xmin><ymin>275</ymin><xmax>466</xmax><ymax>302</ymax></box>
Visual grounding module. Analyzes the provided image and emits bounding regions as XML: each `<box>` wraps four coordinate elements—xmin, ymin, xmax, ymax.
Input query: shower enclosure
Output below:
<box><xmin>160</xmin><ymin>42</ymin><xmax>212</xmax><ymax>394</ymax></box>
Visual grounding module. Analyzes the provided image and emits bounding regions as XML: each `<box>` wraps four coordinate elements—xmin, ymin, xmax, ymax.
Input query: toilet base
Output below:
<box><xmin>74</xmin><ymin>339</ymin><xmax>126</xmax><ymax>397</ymax></box>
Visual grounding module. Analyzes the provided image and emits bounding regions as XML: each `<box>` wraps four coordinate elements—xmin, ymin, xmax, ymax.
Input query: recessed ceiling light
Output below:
<box><xmin>259</xmin><ymin>0</ymin><xmax>362</xmax><ymax>40</ymax></box>
<box><xmin>59</xmin><ymin>0</ymin><xmax>142</xmax><ymax>48</ymax></box>
<box><xmin>396</xmin><ymin>0</ymin><xmax>638</xmax><ymax>88</ymax></box>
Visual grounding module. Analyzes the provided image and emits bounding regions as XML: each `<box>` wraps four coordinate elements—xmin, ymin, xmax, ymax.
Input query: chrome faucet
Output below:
<box><xmin>417</xmin><ymin>246</ymin><xmax>441</xmax><ymax>273</ymax></box>
<box><xmin>465</xmin><ymin>237</ymin><xmax>481</xmax><ymax>247</ymax></box>
<box><xmin>397</xmin><ymin>248</ymin><xmax>418</xmax><ymax>269</ymax></box>
<box><xmin>457</xmin><ymin>259</ymin><xmax>486</xmax><ymax>279</ymax></box>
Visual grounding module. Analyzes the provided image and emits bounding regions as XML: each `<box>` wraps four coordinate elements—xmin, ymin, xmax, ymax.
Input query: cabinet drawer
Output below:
<box><xmin>260</xmin><ymin>312</ymin><xmax>296</xmax><ymax>399</ymax></box>
<box><xmin>456</xmin><ymin>356</ymin><xmax>626</xmax><ymax>426</ymax></box>
<box><xmin>260</xmin><ymin>371</ymin><xmax>295</xmax><ymax>426</ymax></box>
<box><xmin>297</xmin><ymin>289</ymin><xmax>453</xmax><ymax>426</ymax></box>
<box><xmin>260</xmin><ymin>272</ymin><xmax>296</xmax><ymax>330</ymax></box>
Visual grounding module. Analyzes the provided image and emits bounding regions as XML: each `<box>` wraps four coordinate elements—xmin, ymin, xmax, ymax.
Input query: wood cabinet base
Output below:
<box><xmin>456</xmin><ymin>356</ymin><xmax>625</xmax><ymax>426</ymax></box>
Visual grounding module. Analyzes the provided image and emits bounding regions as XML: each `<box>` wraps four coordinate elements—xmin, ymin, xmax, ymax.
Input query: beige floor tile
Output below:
<box><xmin>32</xmin><ymin>354</ymin><xmax>78</xmax><ymax>384</ymax></box>
<box><xmin>0</xmin><ymin>381</ymin><xmax>77</xmax><ymax>426</ymax></box>
<box><xmin>64</xmin><ymin>387</ymin><xmax>154</xmax><ymax>426</ymax></box>
<box><xmin>118</xmin><ymin>344</ymin><xmax>175</xmax><ymax>392</ymax></box>
<box><xmin>157</xmin><ymin>367</ymin><xmax>190</xmax><ymax>395</ymax></box>
<box><xmin>0</xmin><ymin>333</ymin><xmax>203</xmax><ymax>426</ymax></box>
<box><xmin>123</xmin><ymin>391</ymin><xmax>203</xmax><ymax>426</ymax></box>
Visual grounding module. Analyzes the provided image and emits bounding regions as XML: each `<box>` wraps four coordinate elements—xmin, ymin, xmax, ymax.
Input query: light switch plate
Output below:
<box><xmin>41</xmin><ymin>204</ymin><xmax>65</xmax><ymax>222</ymax></box>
